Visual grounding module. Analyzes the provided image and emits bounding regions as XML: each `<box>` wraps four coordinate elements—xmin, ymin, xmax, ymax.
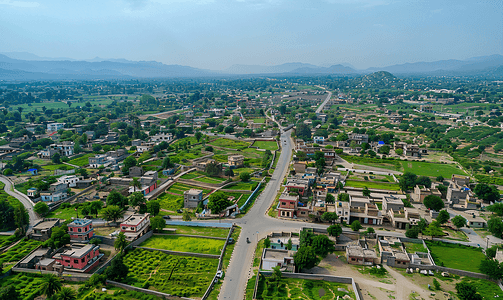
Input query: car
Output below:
<box><xmin>228</xmin><ymin>237</ymin><xmax>235</xmax><ymax>244</ymax></box>
<box><xmin>177</xmin><ymin>209</ymin><xmax>183</xmax><ymax>213</ymax></box>
<box><xmin>216</xmin><ymin>270</ymin><xmax>223</xmax><ymax>278</ymax></box>
<box><xmin>162</xmin><ymin>215</ymin><xmax>171</xmax><ymax>220</ymax></box>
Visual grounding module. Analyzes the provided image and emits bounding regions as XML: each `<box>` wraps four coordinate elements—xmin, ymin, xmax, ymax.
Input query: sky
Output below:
<box><xmin>0</xmin><ymin>0</ymin><xmax>502</xmax><ymax>70</ymax></box>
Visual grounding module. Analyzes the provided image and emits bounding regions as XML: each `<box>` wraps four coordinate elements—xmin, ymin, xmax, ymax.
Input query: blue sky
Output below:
<box><xmin>0</xmin><ymin>0</ymin><xmax>501</xmax><ymax>70</ymax></box>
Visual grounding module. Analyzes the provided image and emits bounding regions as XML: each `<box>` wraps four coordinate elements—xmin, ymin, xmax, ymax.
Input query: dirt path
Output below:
<box><xmin>384</xmin><ymin>265</ymin><xmax>432</xmax><ymax>300</ymax></box>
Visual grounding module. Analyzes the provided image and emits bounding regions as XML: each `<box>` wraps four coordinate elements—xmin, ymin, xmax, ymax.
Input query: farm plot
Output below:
<box><xmin>0</xmin><ymin>235</ymin><xmax>18</xmax><ymax>248</ymax></box>
<box><xmin>139</xmin><ymin>235</ymin><xmax>225</xmax><ymax>255</ymax></box>
<box><xmin>400</xmin><ymin>161</ymin><xmax>467</xmax><ymax>178</ymax></box>
<box><xmin>122</xmin><ymin>248</ymin><xmax>218</xmax><ymax>298</ymax></box>
<box><xmin>209</xmin><ymin>138</ymin><xmax>250</xmax><ymax>150</ymax></box>
<box><xmin>0</xmin><ymin>239</ymin><xmax>42</xmax><ymax>271</ymax></box>
<box><xmin>157</xmin><ymin>193</ymin><xmax>184</xmax><ymax>212</ymax></box>
<box><xmin>253</xmin><ymin>141</ymin><xmax>278</xmax><ymax>151</ymax></box>
<box><xmin>163</xmin><ymin>225</ymin><xmax>230</xmax><ymax>238</ymax></box>
<box><xmin>167</xmin><ymin>183</ymin><xmax>212</xmax><ymax>196</ymax></box>
<box><xmin>425</xmin><ymin>241</ymin><xmax>485</xmax><ymax>273</ymax></box>
<box><xmin>67</xmin><ymin>153</ymin><xmax>95</xmax><ymax>167</ymax></box>
<box><xmin>344</xmin><ymin>180</ymin><xmax>400</xmax><ymax>191</ymax></box>
<box><xmin>193</xmin><ymin>176</ymin><xmax>227</xmax><ymax>185</ymax></box>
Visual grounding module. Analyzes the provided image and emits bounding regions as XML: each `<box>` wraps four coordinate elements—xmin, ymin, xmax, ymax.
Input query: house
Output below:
<box><xmin>131</xmin><ymin>139</ymin><xmax>143</xmax><ymax>147</ymax></box>
<box><xmin>41</xmin><ymin>182</ymin><xmax>68</xmax><ymax>202</ymax></box>
<box><xmin>32</xmin><ymin>219</ymin><xmax>60</xmax><ymax>241</ymax></box>
<box><xmin>195</xmin><ymin>159</ymin><xmax>221</xmax><ymax>172</ymax></box>
<box><xmin>137</xmin><ymin>142</ymin><xmax>155</xmax><ymax>153</ymax></box>
<box><xmin>139</xmin><ymin>171</ymin><xmax>158</xmax><ymax>195</ymax></box>
<box><xmin>322</xmin><ymin>148</ymin><xmax>337</xmax><ymax>161</ymax></box>
<box><xmin>382</xmin><ymin>195</ymin><xmax>404</xmax><ymax>212</ymax></box>
<box><xmin>446</xmin><ymin>184</ymin><xmax>471</xmax><ymax>204</ymax></box>
<box><xmin>388</xmin><ymin>207</ymin><xmax>420</xmax><ymax>229</ymax></box>
<box><xmin>47</xmin><ymin>123</ymin><xmax>65</xmax><ymax>132</ymax></box>
<box><xmin>346</xmin><ymin>244</ymin><xmax>379</xmax><ymax>266</ymax></box>
<box><xmin>318</xmin><ymin>172</ymin><xmax>340</xmax><ymax>191</ymax></box>
<box><xmin>89</xmin><ymin>154</ymin><xmax>109</xmax><ymax>168</ymax></box>
<box><xmin>261</xmin><ymin>249</ymin><xmax>295</xmax><ymax>271</ymax></box>
<box><xmin>277</xmin><ymin>194</ymin><xmax>299</xmax><ymax>218</ymax></box>
<box><xmin>184</xmin><ymin>189</ymin><xmax>203</xmax><ymax>208</ymax></box>
<box><xmin>129</xmin><ymin>166</ymin><xmax>144</xmax><ymax>178</ymax></box>
<box><xmin>18</xmin><ymin>247</ymin><xmax>52</xmax><ymax>269</ymax></box>
<box><xmin>411</xmin><ymin>185</ymin><xmax>442</xmax><ymax>203</ymax></box>
<box><xmin>38</xmin><ymin>141</ymin><xmax>75</xmax><ymax>158</ymax></box>
<box><xmin>285</xmin><ymin>178</ymin><xmax>309</xmax><ymax>196</ymax></box>
<box><xmin>313</xmin><ymin>136</ymin><xmax>325</xmax><ymax>144</ymax></box>
<box><xmin>68</xmin><ymin>219</ymin><xmax>94</xmax><ymax>242</ymax></box>
<box><xmin>349</xmin><ymin>196</ymin><xmax>382</xmax><ymax>225</ymax></box>
<box><xmin>150</xmin><ymin>133</ymin><xmax>173</xmax><ymax>143</ymax></box>
<box><xmin>52</xmin><ymin>244</ymin><xmax>102</xmax><ymax>272</ymax></box>
<box><xmin>76</xmin><ymin>180</ymin><xmax>93</xmax><ymax>189</ymax></box>
<box><xmin>451</xmin><ymin>174</ymin><xmax>470</xmax><ymax>186</ymax></box>
<box><xmin>348</xmin><ymin>133</ymin><xmax>369</xmax><ymax>145</ymax></box>
<box><xmin>120</xmin><ymin>213</ymin><xmax>150</xmax><ymax>240</ymax></box>
<box><xmin>293</xmin><ymin>162</ymin><xmax>306</xmax><ymax>173</ymax></box>
<box><xmin>228</xmin><ymin>155</ymin><xmax>245</xmax><ymax>168</ymax></box>
<box><xmin>57</xmin><ymin>175</ymin><xmax>80</xmax><ymax>188</ymax></box>
<box><xmin>27</xmin><ymin>188</ymin><xmax>38</xmax><ymax>198</ymax></box>
<box><xmin>467</xmin><ymin>215</ymin><xmax>486</xmax><ymax>228</ymax></box>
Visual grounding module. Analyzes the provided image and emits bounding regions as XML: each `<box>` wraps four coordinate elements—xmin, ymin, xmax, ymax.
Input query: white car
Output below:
<box><xmin>216</xmin><ymin>270</ymin><xmax>223</xmax><ymax>278</ymax></box>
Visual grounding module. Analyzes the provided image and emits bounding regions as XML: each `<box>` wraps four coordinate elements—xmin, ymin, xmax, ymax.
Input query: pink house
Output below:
<box><xmin>277</xmin><ymin>195</ymin><xmax>298</xmax><ymax>218</ymax></box>
<box><xmin>120</xmin><ymin>213</ymin><xmax>150</xmax><ymax>240</ymax></box>
<box><xmin>68</xmin><ymin>219</ymin><xmax>94</xmax><ymax>242</ymax></box>
<box><xmin>53</xmin><ymin>244</ymin><xmax>102</xmax><ymax>272</ymax></box>
<box><xmin>285</xmin><ymin>180</ymin><xmax>308</xmax><ymax>196</ymax></box>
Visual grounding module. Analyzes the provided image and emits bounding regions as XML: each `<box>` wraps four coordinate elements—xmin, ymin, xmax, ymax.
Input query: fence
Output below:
<box><xmin>106</xmin><ymin>280</ymin><xmax>195</xmax><ymax>300</ymax></box>
<box><xmin>49</xmin><ymin>185</ymin><xmax>96</xmax><ymax>210</ymax></box>
<box><xmin>239</xmin><ymin>177</ymin><xmax>266</xmax><ymax>211</ymax></box>
<box><xmin>54</xmin><ymin>169</ymin><xmax>75</xmax><ymax>176</ymax></box>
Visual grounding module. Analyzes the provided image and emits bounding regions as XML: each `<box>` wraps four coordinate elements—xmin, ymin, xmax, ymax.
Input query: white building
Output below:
<box><xmin>57</xmin><ymin>175</ymin><xmax>80</xmax><ymax>188</ymax></box>
<box><xmin>47</xmin><ymin>123</ymin><xmax>65</xmax><ymax>132</ymax></box>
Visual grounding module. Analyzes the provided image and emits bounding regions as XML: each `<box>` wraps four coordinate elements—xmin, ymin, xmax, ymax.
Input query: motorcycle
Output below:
<box><xmin>246</xmin><ymin>237</ymin><xmax>250</xmax><ymax>243</ymax></box>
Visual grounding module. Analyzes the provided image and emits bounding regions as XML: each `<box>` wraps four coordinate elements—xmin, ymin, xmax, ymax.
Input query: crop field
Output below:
<box><xmin>168</xmin><ymin>147</ymin><xmax>206</xmax><ymax>166</ymax></box>
<box><xmin>342</xmin><ymin>155</ymin><xmax>401</xmax><ymax>171</ymax></box>
<box><xmin>41</xmin><ymin>163</ymin><xmax>75</xmax><ymax>171</ymax></box>
<box><xmin>426</xmin><ymin>241</ymin><xmax>485</xmax><ymax>273</ymax></box>
<box><xmin>253</xmin><ymin>276</ymin><xmax>355</xmax><ymax>300</ymax></box>
<box><xmin>400</xmin><ymin>161</ymin><xmax>467</xmax><ymax>178</ymax></box>
<box><xmin>344</xmin><ymin>180</ymin><xmax>400</xmax><ymax>191</ymax></box>
<box><xmin>140</xmin><ymin>235</ymin><xmax>225</xmax><ymax>255</ymax></box>
<box><xmin>167</xmin><ymin>183</ymin><xmax>212</xmax><ymax>196</ymax></box>
<box><xmin>252</xmin><ymin>118</ymin><xmax>266</xmax><ymax>123</ymax></box>
<box><xmin>122</xmin><ymin>248</ymin><xmax>218</xmax><ymax>298</ymax></box>
<box><xmin>0</xmin><ymin>272</ymin><xmax>46</xmax><ymax>299</ymax></box>
<box><xmin>193</xmin><ymin>176</ymin><xmax>227</xmax><ymax>184</ymax></box>
<box><xmin>157</xmin><ymin>193</ymin><xmax>184</xmax><ymax>212</ymax></box>
<box><xmin>0</xmin><ymin>235</ymin><xmax>18</xmax><ymax>248</ymax></box>
<box><xmin>224</xmin><ymin>181</ymin><xmax>258</xmax><ymax>191</ymax></box>
<box><xmin>253</xmin><ymin>141</ymin><xmax>278</xmax><ymax>151</ymax></box>
<box><xmin>67</xmin><ymin>153</ymin><xmax>95</xmax><ymax>166</ymax></box>
<box><xmin>180</xmin><ymin>172</ymin><xmax>203</xmax><ymax>179</ymax></box>
<box><xmin>171</xmin><ymin>136</ymin><xmax>199</xmax><ymax>147</ymax></box>
<box><xmin>0</xmin><ymin>239</ymin><xmax>42</xmax><ymax>271</ymax></box>
<box><xmin>209</xmin><ymin>138</ymin><xmax>250</xmax><ymax>150</ymax></box>
<box><xmin>163</xmin><ymin>225</ymin><xmax>230</xmax><ymax>238</ymax></box>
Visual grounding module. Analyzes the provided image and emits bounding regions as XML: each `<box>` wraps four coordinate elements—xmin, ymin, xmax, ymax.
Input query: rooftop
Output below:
<box><xmin>68</xmin><ymin>219</ymin><xmax>92</xmax><ymax>227</ymax></box>
<box><xmin>33</xmin><ymin>219</ymin><xmax>60</xmax><ymax>230</ymax></box>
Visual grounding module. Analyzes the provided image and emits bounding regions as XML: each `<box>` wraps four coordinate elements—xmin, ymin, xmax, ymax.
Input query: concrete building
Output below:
<box><xmin>261</xmin><ymin>248</ymin><xmax>295</xmax><ymax>271</ymax></box>
<box><xmin>52</xmin><ymin>244</ymin><xmax>102</xmax><ymax>272</ymax></box>
<box><xmin>228</xmin><ymin>155</ymin><xmax>245</xmax><ymax>168</ymax></box>
<box><xmin>57</xmin><ymin>175</ymin><xmax>80</xmax><ymax>188</ymax></box>
<box><xmin>68</xmin><ymin>219</ymin><xmax>94</xmax><ymax>242</ymax></box>
<box><xmin>411</xmin><ymin>185</ymin><xmax>442</xmax><ymax>203</ymax></box>
<box><xmin>346</xmin><ymin>244</ymin><xmax>379</xmax><ymax>266</ymax></box>
<box><xmin>47</xmin><ymin>123</ymin><xmax>65</xmax><ymax>132</ymax></box>
<box><xmin>184</xmin><ymin>189</ymin><xmax>203</xmax><ymax>208</ymax></box>
<box><xmin>120</xmin><ymin>213</ymin><xmax>150</xmax><ymax>241</ymax></box>
<box><xmin>32</xmin><ymin>219</ymin><xmax>60</xmax><ymax>241</ymax></box>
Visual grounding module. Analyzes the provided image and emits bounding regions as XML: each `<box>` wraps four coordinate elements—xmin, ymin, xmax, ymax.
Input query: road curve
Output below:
<box><xmin>0</xmin><ymin>175</ymin><xmax>40</xmax><ymax>227</ymax></box>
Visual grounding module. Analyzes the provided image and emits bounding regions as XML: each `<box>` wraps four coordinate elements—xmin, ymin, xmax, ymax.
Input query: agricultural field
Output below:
<box><xmin>426</xmin><ymin>241</ymin><xmax>485</xmax><ymax>273</ymax></box>
<box><xmin>341</xmin><ymin>155</ymin><xmax>401</xmax><ymax>171</ymax></box>
<box><xmin>122</xmin><ymin>248</ymin><xmax>218</xmax><ymax>298</ymax></box>
<box><xmin>163</xmin><ymin>225</ymin><xmax>230</xmax><ymax>238</ymax></box>
<box><xmin>168</xmin><ymin>146</ymin><xmax>206</xmax><ymax>166</ymax></box>
<box><xmin>140</xmin><ymin>235</ymin><xmax>225</xmax><ymax>255</ymax></box>
<box><xmin>167</xmin><ymin>183</ymin><xmax>212</xmax><ymax>196</ymax></box>
<box><xmin>0</xmin><ymin>239</ymin><xmax>42</xmax><ymax>271</ymax></box>
<box><xmin>252</xmin><ymin>118</ymin><xmax>266</xmax><ymax>123</ymax></box>
<box><xmin>67</xmin><ymin>153</ymin><xmax>95</xmax><ymax>167</ymax></box>
<box><xmin>209</xmin><ymin>138</ymin><xmax>250</xmax><ymax>150</ymax></box>
<box><xmin>157</xmin><ymin>193</ymin><xmax>184</xmax><ymax>212</ymax></box>
<box><xmin>253</xmin><ymin>276</ymin><xmax>355</xmax><ymax>300</ymax></box>
<box><xmin>193</xmin><ymin>176</ymin><xmax>227</xmax><ymax>184</ymax></box>
<box><xmin>253</xmin><ymin>141</ymin><xmax>278</xmax><ymax>151</ymax></box>
<box><xmin>344</xmin><ymin>180</ymin><xmax>400</xmax><ymax>191</ymax></box>
<box><xmin>0</xmin><ymin>235</ymin><xmax>19</xmax><ymax>248</ymax></box>
<box><xmin>399</xmin><ymin>161</ymin><xmax>467</xmax><ymax>178</ymax></box>
<box><xmin>224</xmin><ymin>181</ymin><xmax>258</xmax><ymax>191</ymax></box>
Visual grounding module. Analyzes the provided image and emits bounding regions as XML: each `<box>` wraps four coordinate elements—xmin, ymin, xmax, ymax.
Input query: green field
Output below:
<box><xmin>122</xmin><ymin>248</ymin><xmax>218</xmax><ymax>297</ymax></box>
<box><xmin>252</xmin><ymin>118</ymin><xmax>266</xmax><ymax>123</ymax></box>
<box><xmin>400</xmin><ymin>161</ymin><xmax>467</xmax><ymax>178</ymax></box>
<box><xmin>341</xmin><ymin>155</ymin><xmax>401</xmax><ymax>171</ymax></box>
<box><xmin>0</xmin><ymin>239</ymin><xmax>42</xmax><ymax>271</ymax></box>
<box><xmin>253</xmin><ymin>276</ymin><xmax>355</xmax><ymax>300</ymax></box>
<box><xmin>344</xmin><ymin>180</ymin><xmax>400</xmax><ymax>191</ymax></box>
<box><xmin>163</xmin><ymin>225</ymin><xmax>230</xmax><ymax>238</ymax></box>
<box><xmin>224</xmin><ymin>181</ymin><xmax>258</xmax><ymax>191</ymax></box>
<box><xmin>253</xmin><ymin>141</ymin><xmax>278</xmax><ymax>151</ymax></box>
<box><xmin>45</xmin><ymin>204</ymin><xmax>81</xmax><ymax>220</ymax></box>
<box><xmin>67</xmin><ymin>153</ymin><xmax>94</xmax><ymax>166</ymax></box>
<box><xmin>0</xmin><ymin>235</ymin><xmax>19</xmax><ymax>248</ymax></box>
<box><xmin>193</xmin><ymin>176</ymin><xmax>227</xmax><ymax>184</ymax></box>
<box><xmin>209</xmin><ymin>138</ymin><xmax>250</xmax><ymax>150</ymax></box>
<box><xmin>140</xmin><ymin>235</ymin><xmax>225</xmax><ymax>255</ymax></box>
<box><xmin>426</xmin><ymin>241</ymin><xmax>485</xmax><ymax>273</ymax></box>
<box><xmin>158</xmin><ymin>193</ymin><xmax>184</xmax><ymax>212</ymax></box>
<box><xmin>167</xmin><ymin>183</ymin><xmax>212</xmax><ymax>196</ymax></box>
<box><xmin>403</xmin><ymin>242</ymin><xmax>427</xmax><ymax>254</ymax></box>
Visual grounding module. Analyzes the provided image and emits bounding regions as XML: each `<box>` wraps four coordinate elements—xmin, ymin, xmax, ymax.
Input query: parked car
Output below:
<box><xmin>162</xmin><ymin>215</ymin><xmax>171</xmax><ymax>220</ymax></box>
<box><xmin>216</xmin><ymin>270</ymin><xmax>223</xmax><ymax>278</ymax></box>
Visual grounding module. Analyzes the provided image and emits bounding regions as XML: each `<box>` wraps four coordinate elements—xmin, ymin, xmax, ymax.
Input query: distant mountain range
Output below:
<box><xmin>0</xmin><ymin>52</ymin><xmax>502</xmax><ymax>80</ymax></box>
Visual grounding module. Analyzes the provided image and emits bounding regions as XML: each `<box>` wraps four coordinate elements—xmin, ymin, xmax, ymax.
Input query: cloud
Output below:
<box><xmin>431</xmin><ymin>8</ymin><xmax>442</xmax><ymax>14</ymax></box>
<box><xmin>0</xmin><ymin>0</ymin><xmax>39</xmax><ymax>8</ymax></box>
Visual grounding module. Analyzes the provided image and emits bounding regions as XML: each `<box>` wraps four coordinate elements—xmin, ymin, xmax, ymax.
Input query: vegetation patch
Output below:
<box><xmin>403</xmin><ymin>242</ymin><xmax>427</xmax><ymax>253</ymax></box>
<box><xmin>344</xmin><ymin>180</ymin><xmax>400</xmax><ymax>191</ymax></box>
<box><xmin>209</xmin><ymin>138</ymin><xmax>250</xmax><ymax>150</ymax></box>
<box><xmin>0</xmin><ymin>239</ymin><xmax>42</xmax><ymax>271</ymax></box>
<box><xmin>253</xmin><ymin>141</ymin><xmax>278</xmax><ymax>151</ymax></box>
<box><xmin>163</xmin><ymin>225</ymin><xmax>230</xmax><ymax>238</ymax></box>
<box><xmin>157</xmin><ymin>193</ymin><xmax>184</xmax><ymax>212</ymax></box>
<box><xmin>224</xmin><ymin>181</ymin><xmax>258</xmax><ymax>191</ymax></box>
<box><xmin>399</xmin><ymin>161</ymin><xmax>467</xmax><ymax>178</ymax></box>
<box><xmin>139</xmin><ymin>235</ymin><xmax>225</xmax><ymax>255</ymax></box>
<box><xmin>67</xmin><ymin>153</ymin><xmax>95</xmax><ymax>166</ymax></box>
<box><xmin>425</xmin><ymin>241</ymin><xmax>485</xmax><ymax>273</ymax></box>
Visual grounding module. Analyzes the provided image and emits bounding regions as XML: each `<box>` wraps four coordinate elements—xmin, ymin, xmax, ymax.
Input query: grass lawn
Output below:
<box><xmin>252</xmin><ymin>118</ymin><xmax>266</xmax><ymax>123</ymax></box>
<box><xmin>167</xmin><ymin>183</ymin><xmax>212</xmax><ymax>196</ymax></box>
<box><xmin>41</xmin><ymin>164</ymin><xmax>74</xmax><ymax>171</ymax></box>
<box><xmin>442</xmin><ymin>227</ymin><xmax>469</xmax><ymax>242</ymax></box>
<box><xmin>426</xmin><ymin>241</ymin><xmax>485</xmax><ymax>273</ymax></box>
<box><xmin>253</xmin><ymin>141</ymin><xmax>278</xmax><ymax>151</ymax></box>
<box><xmin>224</xmin><ymin>181</ymin><xmax>258</xmax><ymax>191</ymax></box>
<box><xmin>67</xmin><ymin>153</ymin><xmax>94</xmax><ymax>166</ymax></box>
<box><xmin>140</xmin><ymin>235</ymin><xmax>225</xmax><ymax>255</ymax></box>
<box><xmin>403</xmin><ymin>242</ymin><xmax>427</xmax><ymax>253</ymax></box>
<box><xmin>122</xmin><ymin>248</ymin><xmax>218</xmax><ymax>298</ymax></box>
<box><xmin>193</xmin><ymin>176</ymin><xmax>227</xmax><ymax>184</ymax></box>
<box><xmin>163</xmin><ymin>225</ymin><xmax>230</xmax><ymax>238</ymax></box>
<box><xmin>254</xmin><ymin>276</ymin><xmax>355</xmax><ymax>300</ymax></box>
<box><xmin>180</xmin><ymin>172</ymin><xmax>202</xmax><ymax>179</ymax></box>
<box><xmin>400</xmin><ymin>161</ymin><xmax>467</xmax><ymax>178</ymax></box>
<box><xmin>342</xmin><ymin>155</ymin><xmax>401</xmax><ymax>171</ymax></box>
<box><xmin>209</xmin><ymin>138</ymin><xmax>250</xmax><ymax>150</ymax></box>
<box><xmin>344</xmin><ymin>180</ymin><xmax>400</xmax><ymax>191</ymax></box>
<box><xmin>460</xmin><ymin>277</ymin><xmax>503</xmax><ymax>299</ymax></box>
<box><xmin>45</xmin><ymin>205</ymin><xmax>81</xmax><ymax>221</ymax></box>
<box><xmin>158</xmin><ymin>193</ymin><xmax>184</xmax><ymax>212</ymax></box>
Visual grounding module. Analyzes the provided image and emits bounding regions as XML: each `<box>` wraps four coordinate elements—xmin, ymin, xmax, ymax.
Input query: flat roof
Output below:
<box><xmin>263</xmin><ymin>248</ymin><xmax>293</xmax><ymax>260</ymax></box>
<box><xmin>122</xmin><ymin>214</ymin><xmax>148</xmax><ymax>226</ymax></box>
<box><xmin>34</xmin><ymin>219</ymin><xmax>59</xmax><ymax>230</ymax></box>
<box><xmin>60</xmin><ymin>244</ymin><xmax>97</xmax><ymax>258</ymax></box>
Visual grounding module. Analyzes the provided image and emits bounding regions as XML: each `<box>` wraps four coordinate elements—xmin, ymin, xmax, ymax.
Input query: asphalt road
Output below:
<box><xmin>0</xmin><ymin>175</ymin><xmax>40</xmax><ymax>228</ymax></box>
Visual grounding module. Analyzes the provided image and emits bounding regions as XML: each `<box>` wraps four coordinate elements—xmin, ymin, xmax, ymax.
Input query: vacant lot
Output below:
<box><xmin>426</xmin><ymin>241</ymin><xmax>485</xmax><ymax>273</ymax></box>
<box><xmin>253</xmin><ymin>141</ymin><xmax>278</xmax><ymax>151</ymax></box>
<box><xmin>157</xmin><ymin>193</ymin><xmax>184</xmax><ymax>212</ymax></box>
<box><xmin>140</xmin><ymin>235</ymin><xmax>225</xmax><ymax>255</ymax></box>
<box><xmin>209</xmin><ymin>138</ymin><xmax>250</xmax><ymax>150</ymax></box>
<box><xmin>344</xmin><ymin>180</ymin><xmax>400</xmax><ymax>191</ymax></box>
<box><xmin>400</xmin><ymin>161</ymin><xmax>467</xmax><ymax>177</ymax></box>
<box><xmin>122</xmin><ymin>248</ymin><xmax>218</xmax><ymax>297</ymax></box>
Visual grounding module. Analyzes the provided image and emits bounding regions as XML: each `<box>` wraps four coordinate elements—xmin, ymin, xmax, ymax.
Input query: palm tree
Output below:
<box><xmin>54</xmin><ymin>287</ymin><xmax>77</xmax><ymax>300</ymax></box>
<box><xmin>41</xmin><ymin>274</ymin><xmax>62</xmax><ymax>298</ymax></box>
<box><xmin>114</xmin><ymin>232</ymin><xmax>129</xmax><ymax>253</ymax></box>
<box><xmin>130</xmin><ymin>178</ymin><xmax>141</xmax><ymax>193</ymax></box>
<box><xmin>101</xmin><ymin>205</ymin><xmax>124</xmax><ymax>224</ymax></box>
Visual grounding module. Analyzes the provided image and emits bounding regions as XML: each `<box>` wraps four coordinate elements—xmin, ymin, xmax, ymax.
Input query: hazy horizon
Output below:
<box><xmin>1</xmin><ymin>0</ymin><xmax>501</xmax><ymax>70</ymax></box>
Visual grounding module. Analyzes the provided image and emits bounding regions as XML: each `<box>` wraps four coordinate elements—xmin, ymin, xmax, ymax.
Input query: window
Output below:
<box><xmin>74</xmin><ymin>259</ymin><xmax>78</xmax><ymax>264</ymax></box>
<box><xmin>82</xmin><ymin>258</ymin><xmax>85</xmax><ymax>263</ymax></box>
<box><xmin>78</xmin><ymin>228</ymin><xmax>81</xmax><ymax>232</ymax></box>
<box><xmin>281</xmin><ymin>202</ymin><xmax>286</xmax><ymax>206</ymax></box>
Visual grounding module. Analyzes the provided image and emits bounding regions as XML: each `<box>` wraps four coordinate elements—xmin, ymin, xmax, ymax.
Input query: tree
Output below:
<box><xmin>168</xmin><ymin>258</ymin><xmax>187</xmax><ymax>280</ymax></box>
<box><xmin>45</xmin><ymin>224</ymin><xmax>70</xmax><ymax>248</ymax></box>
<box><xmin>205</xmin><ymin>161</ymin><xmax>222</xmax><ymax>176</ymax></box>
<box><xmin>34</xmin><ymin>202</ymin><xmax>49</xmax><ymax>216</ymax></box>
<box><xmin>452</xmin><ymin>215</ymin><xmax>467</xmax><ymax>229</ymax></box>
<box><xmin>101</xmin><ymin>205</ymin><xmax>124</xmax><ymax>223</ymax></box>
<box><xmin>488</xmin><ymin>217</ymin><xmax>503</xmax><ymax>238</ymax></box>
<box><xmin>436</xmin><ymin>210</ymin><xmax>450</xmax><ymax>224</ymax></box>
<box><xmin>147</xmin><ymin>201</ymin><xmax>160</xmax><ymax>216</ymax></box>
<box><xmin>114</xmin><ymin>232</ymin><xmax>129</xmax><ymax>253</ymax></box>
<box><xmin>150</xmin><ymin>216</ymin><xmax>165</xmax><ymax>232</ymax></box>
<box><xmin>122</xmin><ymin>156</ymin><xmax>137</xmax><ymax>174</ymax></box>
<box><xmin>52</xmin><ymin>153</ymin><xmax>61</xmax><ymax>164</ymax></box>
<box><xmin>365</xmin><ymin>227</ymin><xmax>375</xmax><ymax>235</ymax></box>
<box><xmin>479</xmin><ymin>259</ymin><xmax>502</xmax><ymax>279</ymax></box>
<box><xmin>89</xmin><ymin>201</ymin><xmax>103</xmax><ymax>218</ymax></box>
<box><xmin>130</xmin><ymin>178</ymin><xmax>141</xmax><ymax>193</ymax></box>
<box><xmin>240</xmin><ymin>172</ymin><xmax>251</xmax><ymax>182</ymax></box>
<box><xmin>337</xmin><ymin>193</ymin><xmax>350</xmax><ymax>202</ymax></box>
<box><xmin>286</xmin><ymin>238</ymin><xmax>293</xmax><ymax>250</ymax></box>
<box><xmin>362</xmin><ymin>186</ymin><xmax>370</xmax><ymax>197</ymax></box>
<box><xmin>207</xmin><ymin>192</ymin><xmax>233</xmax><ymax>214</ymax></box>
<box><xmin>295</xmin><ymin>123</ymin><xmax>311</xmax><ymax>141</ymax></box>
<box><xmin>436</xmin><ymin>175</ymin><xmax>444</xmax><ymax>182</ymax></box>
<box><xmin>327</xmin><ymin>224</ymin><xmax>342</xmax><ymax>237</ymax></box>
<box><xmin>0</xmin><ymin>285</ymin><xmax>19</xmax><ymax>300</ymax></box>
<box><xmin>41</xmin><ymin>274</ymin><xmax>62</xmax><ymax>298</ymax></box>
<box><xmin>488</xmin><ymin>203</ymin><xmax>503</xmax><ymax>216</ymax></box>
<box><xmin>182</xmin><ymin>209</ymin><xmax>192</xmax><ymax>221</ymax></box>
<box><xmin>106</xmin><ymin>190</ymin><xmax>128</xmax><ymax>208</ymax></box>
<box><xmin>264</xmin><ymin>237</ymin><xmax>271</xmax><ymax>248</ymax></box>
<box><xmin>128</xmin><ymin>192</ymin><xmax>145</xmax><ymax>207</ymax></box>
<box><xmin>321</xmin><ymin>212</ymin><xmax>338</xmax><ymax>224</ymax></box>
<box><xmin>105</xmin><ymin>254</ymin><xmax>129</xmax><ymax>281</ymax></box>
<box><xmin>474</xmin><ymin>183</ymin><xmax>500</xmax><ymax>202</ymax></box>
<box><xmin>224</xmin><ymin>168</ymin><xmax>234</xmax><ymax>179</ymax></box>
<box><xmin>416</xmin><ymin>176</ymin><xmax>432</xmax><ymax>188</ymax></box>
<box><xmin>54</xmin><ymin>287</ymin><xmax>77</xmax><ymax>300</ymax></box>
<box><xmin>399</xmin><ymin>172</ymin><xmax>417</xmax><ymax>192</ymax></box>
<box><xmin>395</xmin><ymin>148</ymin><xmax>403</xmax><ymax>156</ymax></box>
<box><xmin>311</xmin><ymin>235</ymin><xmax>335</xmax><ymax>257</ymax></box>
<box><xmin>2</xmin><ymin>168</ymin><xmax>12</xmax><ymax>176</ymax></box>
<box><xmin>432</xmin><ymin>278</ymin><xmax>441</xmax><ymax>290</ymax></box>
<box><xmin>422</xmin><ymin>221</ymin><xmax>444</xmax><ymax>239</ymax></box>
<box><xmin>405</xmin><ymin>226</ymin><xmax>419</xmax><ymax>238</ymax></box>
<box><xmin>325</xmin><ymin>193</ymin><xmax>335</xmax><ymax>203</ymax></box>
<box><xmin>456</xmin><ymin>281</ymin><xmax>482</xmax><ymax>300</ymax></box>
<box><xmin>271</xmin><ymin>265</ymin><xmax>282</xmax><ymax>285</ymax></box>
<box><xmin>423</xmin><ymin>195</ymin><xmax>444</xmax><ymax>211</ymax></box>
<box><xmin>293</xmin><ymin>246</ymin><xmax>319</xmax><ymax>271</ymax></box>
<box><xmin>195</xmin><ymin>131</ymin><xmax>203</xmax><ymax>142</ymax></box>
<box><xmin>350</xmin><ymin>220</ymin><xmax>362</xmax><ymax>231</ymax></box>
